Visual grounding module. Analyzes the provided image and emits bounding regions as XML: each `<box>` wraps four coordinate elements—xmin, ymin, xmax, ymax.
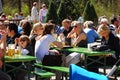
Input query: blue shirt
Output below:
<box><xmin>84</xmin><ymin>28</ymin><xmax>99</xmax><ymax>43</ymax></box>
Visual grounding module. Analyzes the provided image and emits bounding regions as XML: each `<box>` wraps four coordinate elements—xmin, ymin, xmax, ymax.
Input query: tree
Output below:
<box><xmin>57</xmin><ymin>0</ymin><xmax>67</xmax><ymax>25</ymax></box>
<box><xmin>45</xmin><ymin>0</ymin><xmax>58</xmax><ymax>24</ymax></box>
<box><xmin>83</xmin><ymin>0</ymin><xmax>98</xmax><ymax>24</ymax></box>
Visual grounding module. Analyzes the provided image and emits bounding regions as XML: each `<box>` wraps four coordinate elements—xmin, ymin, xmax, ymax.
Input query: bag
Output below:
<box><xmin>91</xmin><ymin>45</ymin><xmax>111</xmax><ymax>52</ymax></box>
<box><xmin>42</xmin><ymin>54</ymin><xmax>62</xmax><ymax>66</ymax></box>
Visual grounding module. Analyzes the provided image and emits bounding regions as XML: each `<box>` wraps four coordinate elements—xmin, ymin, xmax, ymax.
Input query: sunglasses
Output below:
<box><xmin>20</xmin><ymin>39</ymin><xmax>26</xmax><ymax>42</ymax></box>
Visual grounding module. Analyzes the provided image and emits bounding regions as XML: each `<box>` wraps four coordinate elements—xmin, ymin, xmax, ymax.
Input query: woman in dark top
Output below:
<box><xmin>29</xmin><ymin>22</ymin><xmax>44</xmax><ymax>54</ymax></box>
<box><xmin>97</xmin><ymin>24</ymin><xmax>120</xmax><ymax>59</ymax></box>
<box><xmin>65</xmin><ymin>21</ymin><xmax>87</xmax><ymax>67</ymax></box>
<box><xmin>67</xmin><ymin>21</ymin><xmax>87</xmax><ymax>47</ymax></box>
<box><xmin>87</xmin><ymin>24</ymin><xmax>120</xmax><ymax>73</ymax></box>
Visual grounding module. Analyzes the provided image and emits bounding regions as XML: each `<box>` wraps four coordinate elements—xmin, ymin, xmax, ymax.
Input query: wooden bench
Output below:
<box><xmin>34</xmin><ymin>63</ymin><xmax>69</xmax><ymax>80</ymax></box>
<box><xmin>31</xmin><ymin>69</ymin><xmax>55</xmax><ymax>79</ymax></box>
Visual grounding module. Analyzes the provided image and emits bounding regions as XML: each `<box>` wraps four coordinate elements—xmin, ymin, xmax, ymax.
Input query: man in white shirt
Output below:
<box><xmin>31</xmin><ymin>2</ymin><xmax>39</xmax><ymax>24</ymax></box>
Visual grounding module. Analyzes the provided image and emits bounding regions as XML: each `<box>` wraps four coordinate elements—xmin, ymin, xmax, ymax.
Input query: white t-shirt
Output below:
<box><xmin>31</xmin><ymin>6</ymin><xmax>39</xmax><ymax>21</ymax></box>
<box><xmin>39</xmin><ymin>9</ymin><xmax>48</xmax><ymax>17</ymax></box>
<box><xmin>35</xmin><ymin>34</ymin><xmax>56</xmax><ymax>62</ymax></box>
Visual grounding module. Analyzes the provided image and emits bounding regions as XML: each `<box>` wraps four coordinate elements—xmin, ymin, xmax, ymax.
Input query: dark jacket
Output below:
<box><xmin>101</xmin><ymin>32</ymin><xmax>120</xmax><ymax>59</ymax></box>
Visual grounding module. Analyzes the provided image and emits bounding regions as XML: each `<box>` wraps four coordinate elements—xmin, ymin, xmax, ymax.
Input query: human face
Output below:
<box><xmin>35</xmin><ymin>27</ymin><xmax>44</xmax><ymax>35</ymax></box>
<box><xmin>19</xmin><ymin>39</ymin><xmax>27</xmax><ymax>48</ymax></box>
<box><xmin>63</xmin><ymin>22</ymin><xmax>70</xmax><ymax>30</ymax></box>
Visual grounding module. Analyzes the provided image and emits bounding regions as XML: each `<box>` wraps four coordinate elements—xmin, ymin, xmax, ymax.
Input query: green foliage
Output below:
<box><xmin>83</xmin><ymin>0</ymin><xmax>98</xmax><ymax>23</ymax></box>
<box><xmin>57</xmin><ymin>0</ymin><xmax>67</xmax><ymax>25</ymax></box>
<box><xmin>3</xmin><ymin>4</ymin><xmax>18</xmax><ymax>16</ymax></box>
<box><xmin>45</xmin><ymin>0</ymin><xmax>58</xmax><ymax>24</ymax></box>
<box><xmin>21</xmin><ymin>3</ymin><xmax>29</xmax><ymax>17</ymax></box>
<box><xmin>3</xmin><ymin>2</ymin><xmax>29</xmax><ymax>17</ymax></box>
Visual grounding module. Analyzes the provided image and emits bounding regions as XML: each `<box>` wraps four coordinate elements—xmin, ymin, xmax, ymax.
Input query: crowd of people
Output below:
<box><xmin>0</xmin><ymin>1</ymin><xmax>120</xmax><ymax>80</ymax></box>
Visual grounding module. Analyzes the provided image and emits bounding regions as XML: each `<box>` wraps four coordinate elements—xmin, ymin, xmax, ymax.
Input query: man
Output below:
<box><xmin>59</xmin><ymin>19</ymin><xmax>73</xmax><ymax>46</ymax></box>
<box><xmin>6</xmin><ymin>23</ymin><xmax>20</xmax><ymax>45</ymax></box>
<box><xmin>109</xmin><ymin>17</ymin><xmax>119</xmax><ymax>35</ymax></box>
<box><xmin>0</xmin><ymin>22</ymin><xmax>11</xmax><ymax>80</ymax></box>
<box><xmin>31</xmin><ymin>2</ymin><xmax>39</xmax><ymax>24</ymax></box>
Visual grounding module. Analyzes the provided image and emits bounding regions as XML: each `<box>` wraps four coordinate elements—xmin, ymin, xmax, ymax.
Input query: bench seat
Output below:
<box><xmin>32</xmin><ymin>69</ymin><xmax>55</xmax><ymax>78</ymax></box>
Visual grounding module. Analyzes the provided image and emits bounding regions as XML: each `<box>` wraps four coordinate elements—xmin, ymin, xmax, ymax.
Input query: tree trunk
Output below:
<box><xmin>18</xmin><ymin>0</ymin><xmax>21</xmax><ymax>13</ymax></box>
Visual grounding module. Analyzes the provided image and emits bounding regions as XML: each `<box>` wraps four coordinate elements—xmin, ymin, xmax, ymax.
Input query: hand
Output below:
<box><xmin>49</xmin><ymin>49</ymin><xmax>60</xmax><ymax>55</ymax></box>
<box><xmin>14</xmin><ymin>38</ymin><xmax>20</xmax><ymax>47</ymax></box>
<box><xmin>0</xmin><ymin>30</ymin><xmax>7</xmax><ymax>40</ymax></box>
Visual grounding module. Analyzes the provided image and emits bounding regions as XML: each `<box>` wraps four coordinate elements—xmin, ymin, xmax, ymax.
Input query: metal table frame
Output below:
<box><xmin>3</xmin><ymin>55</ymin><xmax>36</xmax><ymax>80</ymax></box>
<box><xmin>62</xmin><ymin>47</ymin><xmax>115</xmax><ymax>74</ymax></box>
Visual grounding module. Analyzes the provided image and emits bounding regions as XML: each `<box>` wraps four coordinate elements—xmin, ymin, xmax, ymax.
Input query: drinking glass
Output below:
<box><xmin>71</xmin><ymin>38</ymin><xmax>77</xmax><ymax>48</ymax></box>
<box><xmin>8</xmin><ymin>44</ymin><xmax>15</xmax><ymax>57</ymax></box>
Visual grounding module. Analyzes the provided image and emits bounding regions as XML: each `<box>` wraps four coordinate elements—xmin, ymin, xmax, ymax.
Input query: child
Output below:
<box><xmin>15</xmin><ymin>35</ymin><xmax>34</xmax><ymax>56</ymax></box>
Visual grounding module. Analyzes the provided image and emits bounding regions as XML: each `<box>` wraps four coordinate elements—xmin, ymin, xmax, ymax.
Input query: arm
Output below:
<box><xmin>52</xmin><ymin>41</ymin><xmax>63</xmax><ymax>49</ymax></box>
<box><xmin>0</xmin><ymin>30</ymin><xmax>7</xmax><ymax>68</ymax></box>
<box><xmin>67</xmin><ymin>28</ymin><xmax>76</xmax><ymax>38</ymax></box>
<box><xmin>39</xmin><ymin>9</ymin><xmax>42</xmax><ymax>21</ymax></box>
<box><xmin>75</xmin><ymin>33</ymin><xmax>87</xmax><ymax>45</ymax></box>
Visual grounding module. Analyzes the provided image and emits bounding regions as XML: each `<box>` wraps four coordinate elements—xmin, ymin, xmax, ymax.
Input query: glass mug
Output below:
<box><xmin>87</xmin><ymin>43</ymin><xmax>92</xmax><ymax>51</ymax></box>
<box><xmin>16</xmin><ymin>46</ymin><xmax>21</xmax><ymax>56</ymax></box>
<box><xmin>71</xmin><ymin>38</ymin><xmax>77</xmax><ymax>48</ymax></box>
<box><xmin>7</xmin><ymin>44</ymin><xmax>15</xmax><ymax>57</ymax></box>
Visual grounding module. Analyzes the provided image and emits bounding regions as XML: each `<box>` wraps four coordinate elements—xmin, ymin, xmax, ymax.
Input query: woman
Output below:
<box><xmin>88</xmin><ymin>24</ymin><xmax>120</xmax><ymax>73</ymax></box>
<box><xmin>29</xmin><ymin>22</ymin><xmax>44</xmax><ymax>54</ymax></box>
<box><xmin>64</xmin><ymin>21</ymin><xmax>87</xmax><ymax>67</ymax></box>
<box><xmin>35</xmin><ymin>23</ymin><xmax>63</xmax><ymax>62</ymax></box>
<box><xmin>97</xmin><ymin>24</ymin><xmax>120</xmax><ymax>60</ymax></box>
<box><xmin>21</xmin><ymin>21</ymin><xmax>32</xmax><ymax>36</ymax></box>
<box><xmin>67</xmin><ymin>21</ymin><xmax>87</xmax><ymax>47</ymax></box>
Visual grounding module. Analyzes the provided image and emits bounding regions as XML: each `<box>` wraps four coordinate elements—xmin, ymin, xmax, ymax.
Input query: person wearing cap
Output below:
<box><xmin>31</xmin><ymin>2</ymin><xmax>39</xmax><ymax>24</ymax></box>
<box><xmin>39</xmin><ymin>4</ymin><xmax>48</xmax><ymax>23</ymax></box>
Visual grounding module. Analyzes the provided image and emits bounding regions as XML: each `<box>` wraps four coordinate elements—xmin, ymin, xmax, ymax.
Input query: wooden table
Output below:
<box><xmin>61</xmin><ymin>47</ymin><xmax>115</xmax><ymax>74</ymax></box>
<box><xmin>3</xmin><ymin>55</ymin><xmax>36</xmax><ymax>80</ymax></box>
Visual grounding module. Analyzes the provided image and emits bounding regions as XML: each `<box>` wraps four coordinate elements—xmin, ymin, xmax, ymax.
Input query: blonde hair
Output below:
<box><xmin>62</xmin><ymin>19</ymin><xmax>71</xmax><ymax>25</ymax></box>
<box><xmin>97</xmin><ymin>24</ymin><xmax>110</xmax><ymax>35</ymax></box>
<box><xmin>20</xmin><ymin>35</ymin><xmax>31</xmax><ymax>45</ymax></box>
<box><xmin>29</xmin><ymin>22</ymin><xmax>43</xmax><ymax>37</ymax></box>
<box><xmin>71</xmin><ymin>21</ymin><xmax>83</xmax><ymax>30</ymax></box>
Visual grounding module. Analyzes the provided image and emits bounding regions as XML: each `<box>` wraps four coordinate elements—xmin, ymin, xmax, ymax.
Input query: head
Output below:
<box><xmin>19</xmin><ymin>35</ymin><xmax>31</xmax><ymax>48</ymax></box>
<box><xmin>83</xmin><ymin>21</ymin><xmax>89</xmax><ymax>28</ymax></box>
<box><xmin>31</xmin><ymin>22</ymin><xmax>44</xmax><ymax>35</ymax></box>
<box><xmin>48</xmin><ymin>20</ymin><xmax>56</xmax><ymax>27</ymax></box>
<box><xmin>43</xmin><ymin>23</ymin><xmax>54</xmax><ymax>35</ymax></box>
<box><xmin>42</xmin><ymin>4</ymin><xmax>46</xmax><ymax>9</ymax></box>
<box><xmin>33</xmin><ymin>2</ymin><xmax>38</xmax><ymax>7</ymax></box>
<box><xmin>86</xmin><ymin>21</ymin><xmax>94</xmax><ymax>29</ymax></box>
<box><xmin>7</xmin><ymin>23</ymin><xmax>18</xmax><ymax>37</ymax></box>
<box><xmin>62</xmin><ymin>19</ymin><xmax>71</xmax><ymax>30</ymax></box>
<box><xmin>111</xmin><ymin>17</ymin><xmax>119</xmax><ymax>27</ymax></box>
<box><xmin>71</xmin><ymin>21</ymin><xmax>83</xmax><ymax>33</ymax></box>
<box><xmin>100</xmin><ymin>18</ymin><xmax>108</xmax><ymax>25</ymax></box>
<box><xmin>0</xmin><ymin>21</ymin><xmax>6</xmax><ymax>30</ymax></box>
<box><xmin>22</xmin><ymin>21</ymin><xmax>32</xmax><ymax>36</ymax></box>
<box><xmin>97</xmin><ymin>24</ymin><xmax>110</xmax><ymax>38</ymax></box>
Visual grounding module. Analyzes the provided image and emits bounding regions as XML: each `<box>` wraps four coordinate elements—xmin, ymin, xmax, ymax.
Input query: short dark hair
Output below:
<box><xmin>8</xmin><ymin>23</ymin><xmax>18</xmax><ymax>34</ymax></box>
<box><xmin>111</xmin><ymin>17</ymin><xmax>118</xmax><ymax>24</ymax></box>
<box><xmin>43</xmin><ymin>23</ymin><xmax>54</xmax><ymax>35</ymax></box>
